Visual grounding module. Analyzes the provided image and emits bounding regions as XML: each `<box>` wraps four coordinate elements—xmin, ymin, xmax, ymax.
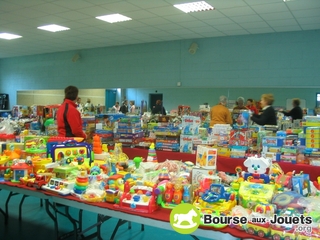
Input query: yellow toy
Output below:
<box><xmin>238</xmin><ymin>182</ymin><xmax>275</xmax><ymax>210</ymax></box>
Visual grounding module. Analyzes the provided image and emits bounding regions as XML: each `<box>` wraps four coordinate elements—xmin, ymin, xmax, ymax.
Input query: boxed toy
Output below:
<box><xmin>196</xmin><ymin>145</ymin><xmax>217</xmax><ymax>169</ymax></box>
<box><xmin>180</xmin><ymin>134</ymin><xmax>198</xmax><ymax>153</ymax></box>
<box><xmin>262</xmin><ymin>136</ymin><xmax>284</xmax><ymax>147</ymax></box>
<box><xmin>229</xmin><ymin>129</ymin><xmax>253</xmax><ymax>146</ymax></box>
<box><xmin>233</xmin><ymin>110</ymin><xmax>250</xmax><ymax>129</ymax></box>
<box><xmin>292</xmin><ymin>174</ymin><xmax>311</xmax><ymax>197</ymax></box>
<box><xmin>181</xmin><ymin>116</ymin><xmax>200</xmax><ymax>135</ymax></box>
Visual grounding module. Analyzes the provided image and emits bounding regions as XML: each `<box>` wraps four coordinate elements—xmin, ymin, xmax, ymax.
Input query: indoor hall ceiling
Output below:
<box><xmin>0</xmin><ymin>0</ymin><xmax>320</xmax><ymax>59</ymax></box>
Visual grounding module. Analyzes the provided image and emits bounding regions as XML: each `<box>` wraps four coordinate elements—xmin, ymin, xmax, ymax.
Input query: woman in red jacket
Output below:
<box><xmin>57</xmin><ymin>86</ymin><xmax>87</xmax><ymax>139</ymax></box>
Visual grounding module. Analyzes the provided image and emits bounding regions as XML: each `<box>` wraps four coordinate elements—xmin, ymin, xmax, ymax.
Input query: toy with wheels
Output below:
<box><xmin>194</xmin><ymin>184</ymin><xmax>236</xmax><ymax>214</ymax></box>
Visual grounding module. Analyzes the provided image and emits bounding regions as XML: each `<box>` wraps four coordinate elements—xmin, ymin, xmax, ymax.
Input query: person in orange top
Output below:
<box><xmin>246</xmin><ymin>98</ymin><xmax>259</xmax><ymax>114</ymax></box>
<box><xmin>210</xmin><ymin>95</ymin><xmax>232</xmax><ymax>127</ymax></box>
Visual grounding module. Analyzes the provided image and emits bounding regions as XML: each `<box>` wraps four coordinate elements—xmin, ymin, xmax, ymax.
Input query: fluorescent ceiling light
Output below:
<box><xmin>96</xmin><ymin>14</ymin><xmax>132</xmax><ymax>23</ymax></box>
<box><xmin>37</xmin><ymin>24</ymin><xmax>70</xmax><ymax>32</ymax></box>
<box><xmin>0</xmin><ymin>33</ymin><xmax>22</xmax><ymax>40</ymax></box>
<box><xmin>174</xmin><ymin>1</ymin><xmax>214</xmax><ymax>13</ymax></box>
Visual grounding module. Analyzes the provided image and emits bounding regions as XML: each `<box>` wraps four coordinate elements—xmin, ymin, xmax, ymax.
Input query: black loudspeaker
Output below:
<box><xmin>0</xmin><ymin>94</ymin><xmax>9</xmax><ymax>110</ymax></box>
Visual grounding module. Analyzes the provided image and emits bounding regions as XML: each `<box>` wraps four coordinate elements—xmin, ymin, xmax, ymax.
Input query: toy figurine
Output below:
<box><xmin>164</xmin><ymin>182</ymin><xmax>173</xmax><ymax>203</ymax></box>
<box><xmin>183</xmin><ymin>185</ymin><xmax>191</xmax><ymax>203</ymax></box>
<box><xmin>242</xmin><ymin>156</ymin><xmax>271</xmax><ymax>183</ymax></box>
<box><xmin>173</xmin><ymin>182</ymin><xmax>183</xmax><ymax>204</ymax></box>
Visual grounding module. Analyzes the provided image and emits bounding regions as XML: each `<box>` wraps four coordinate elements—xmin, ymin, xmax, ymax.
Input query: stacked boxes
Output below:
<box><xmin>154</xmin><ymin>126</ymin><xmax>180</xmax><ymax>151</ymax></box>
<box><xmin>305</xmin><ymin>127</ymin><xmax>320</xmax><ymax>148</ymax></box>
<box><xmin>114</xmin><ymin>116</ymin><xmax>143</xmax><ymax>147</ymax></box>
<box><xmin>180</xmin><ymin>116</ymin><xmax>201</xmax><ymax>153</ymax></box>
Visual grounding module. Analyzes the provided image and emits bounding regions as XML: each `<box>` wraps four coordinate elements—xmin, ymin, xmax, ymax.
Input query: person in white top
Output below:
<box><xmin>129</xmin><ymin>101</ymin><xmax>135</xmax><ymax>113</ymax></box>
<box><xmin>112</xmin><ymin>102</ymin><xmax>120</xmax><ymax>113</ymax></box>
<box><xmin>76</xmin><ymin>97</ymin><xmax>83</xmax><ymax>114</ymax></box>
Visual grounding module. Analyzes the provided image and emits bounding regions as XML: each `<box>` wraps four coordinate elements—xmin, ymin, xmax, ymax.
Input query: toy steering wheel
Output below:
<box><xmin>201</xmin><ymin>190</ymin><xmax>220</xmax><ymax>203</ymax></box>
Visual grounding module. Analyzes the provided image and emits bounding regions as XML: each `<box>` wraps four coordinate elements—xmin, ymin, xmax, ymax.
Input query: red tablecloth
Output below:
<box><xmin>122</xmin><ymin>148</ymin><xmax>319</xmax><ymax>181</ymax></box>
<box><xmin>0</xmin><ymin>181</ymin><xmax>266</xmax><ymax>240</ymax></box>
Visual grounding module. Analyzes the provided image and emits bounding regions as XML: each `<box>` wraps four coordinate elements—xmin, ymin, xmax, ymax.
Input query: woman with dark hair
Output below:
<box><xmin>280</xmin><ymin>98</ymin><xmax>303</xmax><ymax>121</ymax></box>
<box><xmin>57</xmin><ymin>86</ymin><xmax>87</xmax><ymax>139</ymax></box>
<box><xmin>152</xmin><ymin>100</ymin><xmax>166</xmax><ymax>115</ymax></box>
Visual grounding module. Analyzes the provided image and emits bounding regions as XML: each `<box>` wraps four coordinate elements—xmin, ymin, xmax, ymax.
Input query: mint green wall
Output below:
<box><xmin>1</xmin><ymin>30</ymin><xmax>320</xmax><ymax>109</ymax></box>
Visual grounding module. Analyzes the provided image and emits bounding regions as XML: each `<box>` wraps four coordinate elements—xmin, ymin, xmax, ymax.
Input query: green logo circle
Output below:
<box><xmin>170</xmin><ymin>203</ymin><xmax>200</xmax><ymax>234</ymax></box>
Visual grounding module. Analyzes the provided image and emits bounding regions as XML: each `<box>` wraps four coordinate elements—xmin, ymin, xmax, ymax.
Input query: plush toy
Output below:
<box><xmin>242</xmin><ymin>155</ymin><xmax>271</xmax><ymax>183</ymax></box>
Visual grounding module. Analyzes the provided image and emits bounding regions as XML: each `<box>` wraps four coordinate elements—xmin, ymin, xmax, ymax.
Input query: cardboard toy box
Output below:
<box><xmin>180</xmin><ymin>134</ymin><xmax>198</xmax><ymax>153</ymax></box>
<box><xmin>196</xmin><ymin>145</ymin><xmax>217</xmax><ymax>169</ymax></box>
<box><xmin>181</xmin><ymin>116</ymin><xmax>201</xmax><ymax>135</ymax></box>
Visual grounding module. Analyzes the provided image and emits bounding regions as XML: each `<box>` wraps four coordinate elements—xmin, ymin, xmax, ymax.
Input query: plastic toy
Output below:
<box><xmin>229</xmin><ymin>205</ymin><xmax>251</xmax><ymax>231</ymax></box>
<box><xmin>92</xmin><ymin>135</ymin><xmax>102</xmax><ymax>154</ymax></box>
<box><xmin>73</xmin><ymin>171</ymin><xmax>89</xmax><ymax>195</ymax></box>
<box><xmin>81</xmin><ymin>189</ymin><xmax>106</xmax><ymax>203</ymax></box>
<box><xmin>194</xmin><ymin>184</ymin><xmax>236</xmax><ymax>214</ymax></box>
<box><xmin>242</xmin><ymin>155</ymin><xmax>271</xmax><ymax>183</ymax></box>
<box><xmin>146</xmin><ymin>143</ymin><xmax>157</xmax><ymax>162</ymax></box>
<box><xmin>271</xmin><ymin>191</ymin><xmax>304</xmax><ymax>213</ymax></box>
<box><xmin>32</xmin><ymin>173</ymin><xmax>54</xmax><ymax>190</ymax></box>
<box><xmin>50</xmin><ymin>140</ymin><xmax>93</xmax><ymax>166</ymax></box>
<box><xmin>238</xmin><ymin>182</ymin><xmax>275</xmax><ymax>209</ymax></box>
<box><xmin>269</xmin><ymin>208</ymin><xmax>298</xmax><ymax>240</ymax></box>
<box><xmin>158</xmin><ymin>167</ymin><xmax>170</xmax><ymax>181</ymax></box>
<box><xmin>10</xmin><ymin>160</ymin><xmax>33</xmax><ymax>183</ymax></box>
<box><xmin>104</xmin><ymin>174</ymin><xmax>124</xmax><ymax>203</ymax></box>
<box><xmin>115</xmin><ymin>180</ymin><xmax>158</xmax><ymax>213</ymax></box>
<box><xmin>42</xmin><ymin>178</ymin><xmax>75</xmax><ymax>195</ymax></box>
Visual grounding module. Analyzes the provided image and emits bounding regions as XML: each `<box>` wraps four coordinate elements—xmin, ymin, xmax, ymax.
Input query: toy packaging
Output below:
<box><xmin>180</xmin><ymin>135</ymin><xmax>198</xmax><ymax>153</ymax></box>
<box><xmin>196</xmin><ymin>145</ymin><xmax>217</xmax><ymax>169</ymax></box>
<box><xmin>292</xmin><ymin>173</ymin><xmax>311</xmax><ymax>196</ymax></box>
<box><xmin>181</xmin><ymin>116</ymin><xmax>200</xmax><ymax>135</ymax></box>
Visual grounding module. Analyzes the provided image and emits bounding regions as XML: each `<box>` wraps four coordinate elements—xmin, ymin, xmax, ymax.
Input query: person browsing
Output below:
<box><xmin>210</xmin><ymin>95</ymin><xmax>232</xmax><ymax>127</ymax></box>
<box><xmin>251</xmin><ymin>93</ymin><xmax>277</xmax><ymax>126</ymax></box>
<box><xmin>152</xmin><ymin>100</ymin><xmax>166</xmax><ymax>115</ymax></box>
<box><xmin>57</xmin><ymin>86</ymin><xmax>87</xmax><ymax>139</ymax></box>
<box><xmin>280</xmin><ymin>98</ymin><xmax>303</xmax><ymax>121</ymax></box>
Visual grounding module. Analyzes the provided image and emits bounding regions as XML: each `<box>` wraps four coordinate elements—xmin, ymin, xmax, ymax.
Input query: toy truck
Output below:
<box><xmin>33</xmin><ymin>173</ymin><xmax>54</xmax><ymax>190</ymax></box>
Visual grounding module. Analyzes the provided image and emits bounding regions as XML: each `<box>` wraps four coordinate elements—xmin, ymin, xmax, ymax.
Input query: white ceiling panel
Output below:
<box><xmin>231</xmin><ymin>15</ymin><xmax>264</xmax><ymax>24</ymax></box>
<box><xmin>0</xmin><ymin>0</ymin><xmax>319</xmax><ymax>59</ymax></box>
<box><xmin>218</xmin><ymin>6</ymin><xmax>256</xmax><ymax>17</ymax></box>
<box><xmin>250</xmin><ymin>2</ymin><xmax>288</xmax><ymax>14</ymax></box>
<box><xmin>292</xmin><ymin>8</ymin><xmax>320</xmax><ymax>18</ymax></box>
<box><xmin>273</xmin><ymin>25</ymin><xmax>302</xmax><ymax>32</ymax></box>
<box><xmin>223</xmin><ymin>29</ymin><xmax>250</xmax><ymax>36</ymax></box>
<box><xmin>247</xmin><ymin>27</ymin><xmax>274</xmax><ymax>34</ymax></box>
<box><xmin>214</xmin><ymin>24</ymin><xmax>244</xmax><ymax>31</ymax></box>
<box><xmin>301</xmin><ymin>23</ymin><xmax>320</xmax><ymax>30</ymax></box>
<box><xmin>286</xmin><ymin>0</ymin><xmax>320</xmax><ymax>11</ymax></box>
<box><xmin>267</xmin><ymin>18</ymin><xmax>300</xmax><ymax>27</ymax></box>
<box><xmin>239</xmin><ymin>21</ymin><xmax>270</xmax><ymax>29</ymax></box>
<box><xmin>259</xmin><ymin>12</ymin><xmax>294</xmax><ymax>21</ymax></box>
